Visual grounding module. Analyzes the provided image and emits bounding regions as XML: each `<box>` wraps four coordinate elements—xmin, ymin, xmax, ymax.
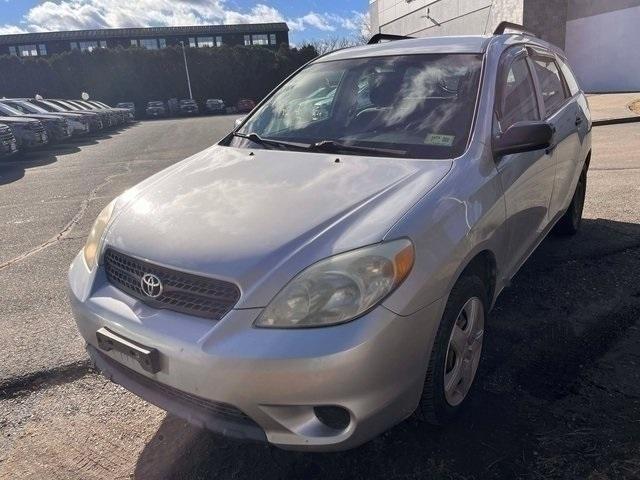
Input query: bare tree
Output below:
<box><xmin>303</xmin><ymin>11</ymin><xmax>372</xmax><ymax>55</ymax></box>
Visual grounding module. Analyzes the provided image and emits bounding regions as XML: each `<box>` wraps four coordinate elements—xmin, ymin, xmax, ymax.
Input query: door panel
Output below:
<box><xmin>494</xmin><ymin>51</ymin><xmax>556</xmax><ymax>277</ymax></box>
<box><xmin>530</xmin><ymin>56</ymin><xmax>581</xmax><ymax>217</ymax></box>
<box><xmin>547</xmin><ymin>101</ymin><xmax>581</xmax><ymax>215</ymax></box>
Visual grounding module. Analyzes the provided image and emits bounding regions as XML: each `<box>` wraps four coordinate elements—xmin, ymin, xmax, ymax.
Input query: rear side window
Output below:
<box><xmin>532</xmin><ymin>58</ymin><xmax>568</xmax><ymax>116</ymax></box>
<box><xmin>556</xmin><ymin>56</ymin><xmax>581</xmax><ymax>96</ymax></box>
<box><xmin>498</xmin><ymin>56</ymin><xmax>539</xmax><ymax>132</ymax></box>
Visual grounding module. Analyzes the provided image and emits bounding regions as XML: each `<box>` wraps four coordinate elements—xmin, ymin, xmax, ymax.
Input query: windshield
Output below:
<box><xmin>232</xmin><ymin>54</ymin><xmax>482</xmax><ymax>159</ymax></box>
<box><xmin>55</xmin><ymin>100</ymin><xmax>81</xmax><ymax>110</ymax></box>
<box><xmin>13</xmin><ymin>101</ymin><xmax>47</xmax><ymax>114</ymax></box>
<box><xmin>0</xmin><ymin>103</ymin><xmax>25</xmax><ymax>116</ymax></box>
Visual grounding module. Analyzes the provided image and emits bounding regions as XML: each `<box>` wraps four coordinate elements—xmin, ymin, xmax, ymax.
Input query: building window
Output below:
<box><xmin>244</xmin><ymin>35</ymin><xmax>251</xmax><ymax>46</ymax></box>
<box><xmin>158</xmin><ymin>38</ymin><xmax>166</xmax><ymax>48</ymax></box>
<box><xmin>18</xmin><ymin>45</ymin><xmax>38</xmax><ymax>57</ymax></box>
<box><xmin>130</xmin><ymin>39</ymin><xmax>138</xmax><ymax>46</ymax></box>
<box><xmin>9</xmin><ymin>46</ymin><xmax>17</xmax><ymax>56</ymax></box>
<box><xmin>251</xmin><ymin>34</ymin><xmax>269</xmax><ymax>45</ymax></box>
<box><xmin>38</xmin><ymin>44</ymin><xmax>47</xmax><ymax>55</ymax></box>
<box><xmin>189</xmin><ymin>37</ymin><xmax>196</xmax><ymax>48</ymax></box>
<box><xmin>139</xmin><ymin>38</ymin><xmax>159</xmax><ymax>50</ymax></box>
<box><xmin>99</xmin><ymin>40</ymin><xmax>107</xmax><ymax>48</ymax></box>
<box><xmin>269</xmin><ymin>34</ymin><xmax>277</xmax><ymax>45</ymax></box>
<box><xmin>216</xmin><ymin>36</ymin><xmax>223</xmax><ymax>46</ymax></box>
<box><xmin>78</xmin><ymin>41</ymin><xmax>99</xmax><ymax>52</ymax></box>
<box><xmin>197</xmin><ymin>36</ymin><xmax>214</xmax><ymax>48</ymax></box>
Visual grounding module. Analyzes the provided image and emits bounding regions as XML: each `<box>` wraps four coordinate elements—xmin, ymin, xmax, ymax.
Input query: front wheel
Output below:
<box><xmin>419</xmin><ymin>274</ymin><xmax>487</xmax><ymax>425</ymax></box>
<box><xmin>554</xmin><ymin>167</ymin><xmax>587</xmax><ymax>236</ymax></box>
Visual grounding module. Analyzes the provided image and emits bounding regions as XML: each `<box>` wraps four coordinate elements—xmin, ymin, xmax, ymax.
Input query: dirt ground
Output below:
<box><xmin>1</xmin><ymin>120</ymin><xmax>639</xmax><ymax>479</ymax></box>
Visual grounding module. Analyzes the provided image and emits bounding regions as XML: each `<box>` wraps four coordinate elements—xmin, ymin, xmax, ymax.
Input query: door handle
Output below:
<box><xmin>575</xmin><ymin>117</ymin><xmax>583</xmax><ymax>126</ymax></box>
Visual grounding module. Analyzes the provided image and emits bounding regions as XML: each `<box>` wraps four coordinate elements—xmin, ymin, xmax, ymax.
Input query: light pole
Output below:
<box><xmin>179</xmin><ymin>41</ymin><xmax>193</xmax><ymax>100</ymax></box>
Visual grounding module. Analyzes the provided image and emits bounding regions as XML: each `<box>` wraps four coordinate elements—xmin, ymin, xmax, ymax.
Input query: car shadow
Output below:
<box><xmin>133</xmin><ymin>218</ymin><xmax>640</xmax><ymax>480</ymax></box>
<box><xmin>0</xmin><ymin>140</ymin><xmax>86</xmax><ymax>186</ymax></box>
<box><xmin>0</xmin><ymin>153</ymin><xmax>58</xmax><ymax>186</ymax></box>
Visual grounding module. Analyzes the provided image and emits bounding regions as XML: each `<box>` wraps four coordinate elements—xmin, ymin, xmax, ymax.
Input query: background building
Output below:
<box><xmin>0</xmin><ymin>22</ymin><xmax>289</xmax><ymax>57</ymax></box>
<box><xmin>370</xmin><ymin>0</ymin><xmax>640</xmax><ymax>92</ymax></box>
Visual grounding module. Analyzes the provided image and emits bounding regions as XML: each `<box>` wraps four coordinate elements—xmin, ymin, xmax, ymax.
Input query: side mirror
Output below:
<box><xmin>234</xmin><ymin>116</ymin><xmax>247</xmax><ymax>129</ymax></box>
<box><xmin>494</xmin><ymin>121</ymin><xmax>553</xmax><ymax>157</ymax></box>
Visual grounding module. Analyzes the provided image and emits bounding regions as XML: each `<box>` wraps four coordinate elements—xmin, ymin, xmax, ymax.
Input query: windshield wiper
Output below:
<box><xmin>310</xmin><ymin>140</ymin><xmax>407</xmax><ymax>157</ymax></box>
<box><xmin>233</xmin><ymin>132</ymin><xmax>310</xmax><ymax>150</ymax></box>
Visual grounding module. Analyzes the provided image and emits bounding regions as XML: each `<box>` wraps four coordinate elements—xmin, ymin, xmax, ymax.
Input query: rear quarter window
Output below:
<box><xmin>556</xmin><ymin>57</ymin><xmax>581</xmax><ymax>96</ymax></box>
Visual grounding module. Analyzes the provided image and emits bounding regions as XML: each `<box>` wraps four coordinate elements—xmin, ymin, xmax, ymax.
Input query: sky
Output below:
<box><xmin>0</xmin><ymin>0</ymin><xmax>370</xmax><ymax>45</ymax></box>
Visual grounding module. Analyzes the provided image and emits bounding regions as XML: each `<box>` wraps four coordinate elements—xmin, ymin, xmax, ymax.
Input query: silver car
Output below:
<box><xmin>69</xmin><ymin>26</ymin><xmax>591</xmax><ymax>451</ymax></box>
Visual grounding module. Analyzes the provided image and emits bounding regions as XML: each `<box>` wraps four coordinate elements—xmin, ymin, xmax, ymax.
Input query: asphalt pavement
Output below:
<box><xmin>1</xmin><ymin>119</ymin><xmax>639</xmax><ymax>479</ymax></box>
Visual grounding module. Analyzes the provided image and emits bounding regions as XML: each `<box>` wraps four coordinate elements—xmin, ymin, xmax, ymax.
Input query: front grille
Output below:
<box><xmin>0</xmin><ymin>126</ymin><xmax>14</xmax><ymax>143</ymax></box>
<box><xmin>28</xmin><ymin>122</ymin><xmax>45</xmax><ymax>133</ymax></box>
<box><xmin>96</xmin><ymin>349</ymin><xmax>257</xmax><ymax>426</ymax></box>
<box><xmin>104</xmin><ymin>249</ymin><xmax>241</xmax><ymax>320</ymax></box>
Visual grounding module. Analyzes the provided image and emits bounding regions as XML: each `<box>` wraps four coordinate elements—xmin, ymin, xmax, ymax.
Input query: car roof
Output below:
<box><xmin>316</xmin><ymin>34</ymin><xmax>563</xmax><ymax>63</ymax></box>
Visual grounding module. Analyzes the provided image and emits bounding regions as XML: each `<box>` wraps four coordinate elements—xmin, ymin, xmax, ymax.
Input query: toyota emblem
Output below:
<box><xmin>140</xmin><ymin>273</ymin><xmax>163</xmax><ymax>298</ymax></box>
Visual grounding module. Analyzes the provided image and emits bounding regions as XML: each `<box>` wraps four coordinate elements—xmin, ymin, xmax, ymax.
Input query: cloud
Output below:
<box><xmin>0</xmin><ymin>24</ymin><xmax>28</xmax><ymax>34</ymax></box>
<box><xmin>0</xmin><ymin>0</ymin><xmax>367</xmax><ymax>36</ymax></box>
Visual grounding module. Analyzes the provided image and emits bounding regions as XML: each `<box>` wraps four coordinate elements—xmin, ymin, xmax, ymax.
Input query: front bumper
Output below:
<box><xmin>0</xmin><ymin>138</ymin><xmax>18</xmax><ymax>156</ymax></box>
<box><xmin>69</xmin><ymin>252</ymin><xmax>443</xmax><ymax>451</ymax></box>
<box><xmin>48</xmin><ymin>125</ymin><xmax>73</xmax><ymax>141</ymax></box>
<box><xmin>20</xmin><ymin>130</ymin><xmax>49</xmax><ymax>148</ymax></box>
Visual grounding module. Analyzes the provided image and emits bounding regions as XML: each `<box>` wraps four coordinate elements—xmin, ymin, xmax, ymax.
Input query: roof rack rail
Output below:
<box><xmin>493</xmin><ymin>21</ymin><xmax>537</xmax><ymax>37</ymax></box>
<box><xmin>368</xmin><ymin>33</ymin><xmax>413</xmax><ymax>44</ymax></box>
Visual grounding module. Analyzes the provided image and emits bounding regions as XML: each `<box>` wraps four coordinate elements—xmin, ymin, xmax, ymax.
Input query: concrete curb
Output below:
<box><xmin>593</xmin><ymin>116</ymin><xmax>640</xmax><ymax>127</ymax></box>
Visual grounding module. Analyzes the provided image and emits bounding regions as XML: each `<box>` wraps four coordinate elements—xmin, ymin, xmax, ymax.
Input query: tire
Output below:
<box><xmin>554</xmin><ymin>167</ymin><xmax>587</xmax><ymax>236</ymax></box>
<box><xmin>420</xmin><ymin>274</ymin><xmax>487</xmax><ymax>425</ymax></box>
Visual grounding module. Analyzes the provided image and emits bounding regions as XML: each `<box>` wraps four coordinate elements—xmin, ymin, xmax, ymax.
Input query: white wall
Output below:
<box><xmin>565</xmin><ymin>5</ymin><xmax>640</xmax><ymax>92</ymax></box>
<box><xmin>371</xmin><ymin>0</ymin><xmax>523</xmax><ymax>37</ymax></box>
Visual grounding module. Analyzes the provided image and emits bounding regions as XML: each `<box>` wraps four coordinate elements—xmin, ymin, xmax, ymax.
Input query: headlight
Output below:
<box><xmin>256</xmin><ymin>239</ymin><xmax>414</xmax><ymax>328</ymax></box>
<box><xmin>83</xmin><ymin>199</ymin><xmax>117</xmax><ymax>270</ymax></box>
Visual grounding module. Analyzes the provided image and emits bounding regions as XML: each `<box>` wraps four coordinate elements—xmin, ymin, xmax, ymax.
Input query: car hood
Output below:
<box><xmin>0</xmin><ymin>116</ymin><xmax>39</xmax><ymax>125</ymax></box>
<box><xmin>13</xmin><ymin>114</ymin><xmax>61</xmax><ymax>123</ymax></box>
<box><xmin>104</xmin><ymin>145</ymin><xmax>451</xmax><ymax>308</ymax></box>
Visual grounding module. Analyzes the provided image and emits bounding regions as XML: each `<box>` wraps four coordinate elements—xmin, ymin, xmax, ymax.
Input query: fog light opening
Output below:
<box><xmin>313</xmin><ymin>406</ymin><xmax>350</xmax><ymax>431</ymax></box>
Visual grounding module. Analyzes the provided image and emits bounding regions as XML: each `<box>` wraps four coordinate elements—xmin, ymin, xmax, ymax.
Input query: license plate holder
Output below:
<box><xmin>96</xmin><ymin>327</ymin><xmax>160</xmax><ymax>373</ymax></box>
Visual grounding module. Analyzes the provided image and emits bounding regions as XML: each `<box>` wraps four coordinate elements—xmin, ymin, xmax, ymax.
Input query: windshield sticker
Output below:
<box><xmin>425</xmin><ymin>134</ymin><xmax>455</xmax><ymax>147</ymax></box>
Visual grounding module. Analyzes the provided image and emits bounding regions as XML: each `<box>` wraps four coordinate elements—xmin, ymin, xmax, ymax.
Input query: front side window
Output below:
<box><xmin>232</xmin><ymin>54</ymin><xmax>482</xmax><ymax>159</ymax></box>
<box><xmin>532</xmin><ymin>57</ymin><xmax>567</xmax><ymax>116</ymax></box>
<box><xmin>497</xmin><ymin>56</ymin><xmax>539</xmax><ymax>132</ymax></box>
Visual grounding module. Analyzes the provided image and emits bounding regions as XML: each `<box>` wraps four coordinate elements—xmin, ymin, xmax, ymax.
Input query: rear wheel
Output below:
<box><xmin>420</xmin><ymin>274</ymin><xmax>487</xmax><ymax>425</ymax></box>
<box><xmin>554</xmin><ymin>167</ymin><xmax>587</xmax><ymax>236</ymax></box>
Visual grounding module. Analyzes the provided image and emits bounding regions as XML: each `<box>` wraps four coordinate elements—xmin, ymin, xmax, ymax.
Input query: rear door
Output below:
<box><xmin>494</xmin><ymin>46</ymin><xmax>556</xmax><ymax>276</ymax></box>
<box><xmin>529</xmin><ymin>51</ymin><xmax>581</xmax><ymax>218</ymax></box>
